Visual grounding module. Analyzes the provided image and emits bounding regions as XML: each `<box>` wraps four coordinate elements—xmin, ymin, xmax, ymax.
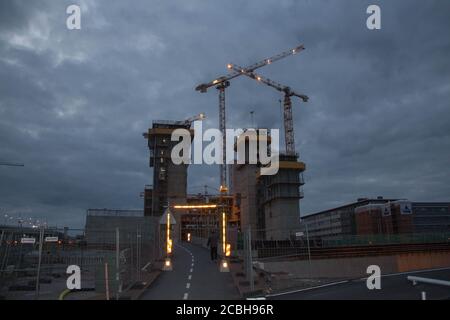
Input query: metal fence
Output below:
<box><xmin>0</xmin><ymin>223</ymin><xmax>162</xmax><ymax>300</ymax></box>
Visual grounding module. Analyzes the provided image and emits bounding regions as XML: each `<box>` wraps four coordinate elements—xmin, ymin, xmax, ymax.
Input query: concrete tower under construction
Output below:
<box><xmin>231</xmin><ymin>129</ymin><xmax>305</xmax><ymax>240</ymax></box>
<box><xmin>257</xmin><ymin>153</ymin><xmax>305</xmax><ymax>240</ymax></box>
<box><xmin>143</xmin><ymin>120</ymin><xmax>193</xmax><ymax>218</ymax></box>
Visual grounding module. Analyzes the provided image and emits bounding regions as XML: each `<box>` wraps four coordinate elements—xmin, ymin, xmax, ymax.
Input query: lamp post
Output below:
<box><xmin>220</xmin><ymin>204</ymin><xmax>230</xmax><ymax>272</ymax></box>
<box><xmin>160</xmin><ymin>206</ymin><xmax>175</xmax><ymax>271</ymax></box>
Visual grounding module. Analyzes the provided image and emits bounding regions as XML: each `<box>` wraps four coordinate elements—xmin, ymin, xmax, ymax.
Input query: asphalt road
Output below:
<box><xmin>268</xmin><ymin>268</ymin><xmax>450</xmax><ymax>300</ymax></box>
<box><xmin>140</xmin><ymin>242</ymin><xmax>239</xmax><ymax>300</ymax></box>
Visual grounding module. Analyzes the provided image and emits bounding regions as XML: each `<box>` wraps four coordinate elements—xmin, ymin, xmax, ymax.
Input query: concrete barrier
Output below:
<box><xmin>397</xmin><ymin>251</ymin><xmax>450</xmax><ymax>272</ymax></box>
<box><xmin>258</xmin><ymin>250</ymin><xmax>450</xmax><ymax>279</ymax></box>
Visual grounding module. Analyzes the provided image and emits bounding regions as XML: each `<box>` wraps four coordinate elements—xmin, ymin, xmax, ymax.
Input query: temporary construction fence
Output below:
<box><xmin>0</xmin><ymin>222</ymin><xmax>162</xmax><ymax>300</ymax></box>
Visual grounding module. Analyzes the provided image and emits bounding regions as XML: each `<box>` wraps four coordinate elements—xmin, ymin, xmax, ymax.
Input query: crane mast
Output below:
<box><xmin>283</xmin><ymin>93</ymin><xmax>297</xmax><ymax>155</ymax></box>
<box><xmin>228</xmin><ymin>63</ymin><xmax>308</xmax><ymax>155</ymax></box>
<box><xmin>217</xmin><ymin>81</ymin><xmax>229</xmax><ymax>191</ymax></box>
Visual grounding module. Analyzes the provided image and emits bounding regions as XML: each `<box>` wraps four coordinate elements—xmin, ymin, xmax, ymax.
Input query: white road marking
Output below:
<box><xmin>177</xmin><ymin>243</ymin><xmax>198</xmax><ymax>298</ymax></box>
<box><xmin>265</xmin><ymin>267</ymin><xmax>450</xmax><ymax>299</ymax></box>
<box><xmin>266</xmin><ymin>280</ymin><xmax>350</xmax><ymax>298</ymax></box>
<box><xmin>141</xmin><ymin>261</ymin><xmax>152</xmax><ymax>271</ymax></box>
<box><xmin>358</xmin><ymin>266</ymin><xmax>450</xmax><ymax>281</ymax></box>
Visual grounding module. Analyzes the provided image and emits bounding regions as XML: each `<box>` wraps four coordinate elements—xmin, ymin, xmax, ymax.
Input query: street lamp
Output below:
<box><xmin>220</xmin><ymin>208</ymin><xmax>230</xmax><ymax>272</ymax></box>
<box><xmin>160</xmin><ymin>207</ymin><xmax>175</xmax><ymax>271</ymax></box>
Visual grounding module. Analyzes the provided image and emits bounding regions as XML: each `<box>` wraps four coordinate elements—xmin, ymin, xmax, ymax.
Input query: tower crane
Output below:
<box><xmin>180</xmin><ymin>113</ymin><xmax>206</xmax><ymax>128</ymax></box>
<box><xmin>0</xmin><ymin>162</ymin><xmax>24</xmax><ymax>167</ymax></box>
<box><xmin>227</xmin><ymin>64</ymin><xmax>308</xmax><ymax>155</ymax></box>
<box><xmin>195</xmin><ymin>44</ymin><xmax>305</xmax><ymax>192</ymax></box>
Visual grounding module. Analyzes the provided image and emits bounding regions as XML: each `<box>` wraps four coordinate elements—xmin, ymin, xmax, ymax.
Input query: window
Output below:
<box><xmin>159</xmin><ymin>167</ymin><xmax>166</xmax><ymax>180</ymax></box>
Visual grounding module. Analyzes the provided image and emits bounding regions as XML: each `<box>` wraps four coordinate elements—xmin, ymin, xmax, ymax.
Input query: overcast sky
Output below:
<box><xmin>1</xmin><ymin>0</ymin><xmax>449</xmax><ymax>228</ymax></box>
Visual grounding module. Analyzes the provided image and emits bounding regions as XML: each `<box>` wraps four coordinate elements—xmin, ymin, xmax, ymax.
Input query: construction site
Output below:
<box><xmin>1</xmin><ymin>40</ymin><xmax>450</xmax><ymax>300</ymax></box>
<box><xmin>141</xmin><ymin>44</ymin><xmax>308</xmax><ymax>249</ymax></box>
<box><xmin>135</xmin><ymin>43</ymin><xmax>450</xmax><ymax>297</ymax></box>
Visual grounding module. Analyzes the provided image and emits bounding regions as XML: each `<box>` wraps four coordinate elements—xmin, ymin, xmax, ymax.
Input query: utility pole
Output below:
<box><xmin>246</xmin><ymin>226</ymin><xmax>254</xmax><ymax>291</ymax></box>
<box><xmin>0</xmin><ymin>230</ymin><xmax>4</xmax><ymax>250</ymax></box>
<box><xmin>35</xmin><ymin>226</ymin><xmax>44</xmax><ymax>300</ymax></box>
<box><xmin>136</xmin><ymin>226</ymin><xmax>141</xmax><ymax>281</ymax></box>
<box><xmin>250</xmin><ymin>110</ymin><xmax>255</xmax><ymax>128</ymax></box>
<box><xmin>305</xmin><ymin>222</ymin><xmax>312</xmax><ymax>277</ymax></box>
<box><xmin>115</xmin><ymin>227</ymin><xmax>120</xmax><ymax>300</ymax></box>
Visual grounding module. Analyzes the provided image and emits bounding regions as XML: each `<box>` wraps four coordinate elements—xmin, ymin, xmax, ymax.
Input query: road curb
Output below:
<box><xmin>58</xmin><ymin>288</ymin><xmax>71</xmax><ymax>300</ymax></box>
<box><xmin>131</xmin><ymin>268</ymin><xmax>163</xmax><ymax>300</ymax></box>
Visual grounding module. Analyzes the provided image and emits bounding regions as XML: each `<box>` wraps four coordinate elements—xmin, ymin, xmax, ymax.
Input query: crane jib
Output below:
<box><xmin>195</xmin><ymin>44</ymin><xmax>305</xmax><ymax>92</ymax></box>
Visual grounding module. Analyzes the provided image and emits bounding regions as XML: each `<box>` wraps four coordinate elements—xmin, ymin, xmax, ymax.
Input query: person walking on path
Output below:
<box><xmin>207</xmin><ymin>230</ymin><xmax>219</xmax><ymax>261</ymax></box>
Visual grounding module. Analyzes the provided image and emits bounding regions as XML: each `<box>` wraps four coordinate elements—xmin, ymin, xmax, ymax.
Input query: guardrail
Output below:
<box><xmin>407</xmin><ymin>275</ymin><xmax>450</xmax><ymax>300</ymax></box>
<box><xmin>407</xmin><ymin>275</ymin><xmax>450</xmax><ymax>287</ymax></box>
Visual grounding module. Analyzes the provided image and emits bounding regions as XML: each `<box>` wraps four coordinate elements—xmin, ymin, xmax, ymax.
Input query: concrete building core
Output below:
<box><xmin>231</xmin><ymin>129</ymin><xmax>306</xmax><ymax>240</ymax></box>
<box><xmin>231</xmin><ymin>129</ymin><xmax>269</xmax><ymax>238</ymax></box>
<box><xmin>143</xmin><ymin>185</ymin><xmax>153</xmax><ymax>216</ymax></box>
<box><xmin>143</xmin><ymin>120</ymin><xmax>194</xmax><ymax>240</ymax></box>
<box><xmin>232</xmin><ymin>162</ymin><xmax>259</xmax><ymax>235</ymax></box>
<box><xmin>257</xmin><ymin>154</ymin><xmax>305</xmax><ymax>240</ymax></box>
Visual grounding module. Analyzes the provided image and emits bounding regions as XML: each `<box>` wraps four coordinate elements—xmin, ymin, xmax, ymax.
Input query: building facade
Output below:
<box><xmin>302</xmin><ymin>198</ymin><xmax>450</xmax><ymax>239</ymax></box>
<box><xmin>412</xmin><ymin>202</ymin><xmax>450</xmax><ymax>233</ymax></box>
<box><xmin>354</xmin><ymin>200</ymin><xmax>414</xmax><ymax>235</ymax></box>
<box><xmin>301</xmin><ymin>197</ymin><xmax>397</xmax><ymax>239</ymax></box>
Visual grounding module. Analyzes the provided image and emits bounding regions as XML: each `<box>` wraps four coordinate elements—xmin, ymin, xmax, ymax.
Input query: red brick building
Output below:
<box><xmin>355</xmin><ymin>201</ymin><xmax>413</xmax><ymax>235</ymax></box>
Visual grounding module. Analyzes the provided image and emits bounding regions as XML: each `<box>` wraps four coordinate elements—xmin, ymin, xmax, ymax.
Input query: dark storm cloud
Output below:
<box><xmin>0</xmin><ymin>0</ymin><xmax>449</xmax><ymax>227</ymax></box>
<box><xmin>0</xmin><ymin>0</ymin><xmax>39</xmax><ymax>31</ymax></box>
